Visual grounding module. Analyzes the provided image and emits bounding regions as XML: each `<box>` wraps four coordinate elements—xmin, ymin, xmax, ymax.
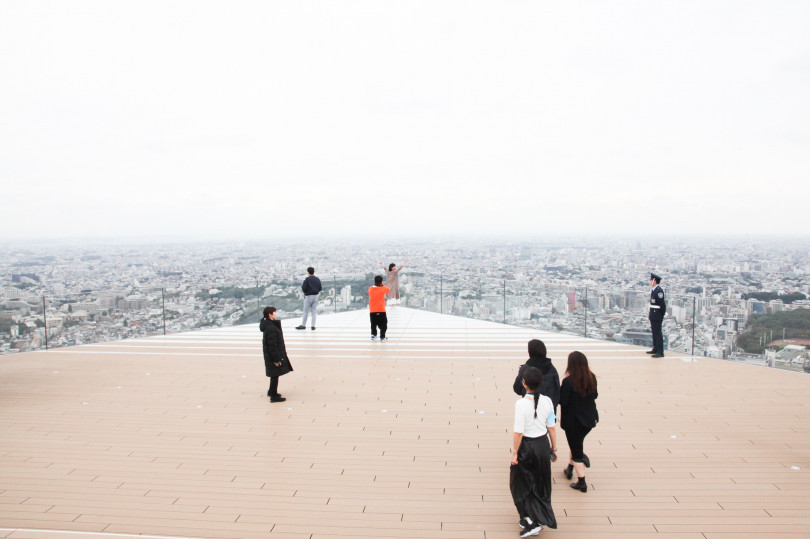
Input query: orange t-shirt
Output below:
<box><xmin>368</xmin><ymin>286</ymin><xmax>390</xmax><ymax>312</ymax></box>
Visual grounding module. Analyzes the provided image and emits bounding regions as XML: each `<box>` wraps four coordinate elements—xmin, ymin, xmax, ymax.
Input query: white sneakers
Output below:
<box><xmin>519</xmin><ymin>518</ymin><xmax>542</xmax><ymax>537</ymax></box>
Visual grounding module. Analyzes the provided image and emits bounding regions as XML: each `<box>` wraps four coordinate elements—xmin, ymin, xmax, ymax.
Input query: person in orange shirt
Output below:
<box><xmin>368</xmin><ymin>275</ymin><xmax>391</xmax><ymax>341</ymax></box>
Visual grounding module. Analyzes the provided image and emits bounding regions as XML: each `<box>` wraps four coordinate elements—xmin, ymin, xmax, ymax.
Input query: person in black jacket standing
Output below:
<box><xmin>296</xmin><ymin>267</ymin><xmax>322</xmax><ymax>331</ymax></box>
<box><xmin>513</xmin><ymin>339</ymin><xmax>560</xmax><ymax>415</ymax></box>
<box><xmin>647</xmin><ymin>272</ymin><xmax>666</xmax><ymax>358</ymax></box>
<box><xmin>261</xmin><ymin>306</ymin><xmax>293</xmax><ymax>403</ymax></box>
<box><xmin>560</xmin><ymin>351</ymin><xmax>598</xmax><ymax>493</ymax></box>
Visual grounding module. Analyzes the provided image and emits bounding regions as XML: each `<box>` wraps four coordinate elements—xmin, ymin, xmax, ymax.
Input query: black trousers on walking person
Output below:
<box><xmin>563</xmin><ymin>420</ymin><xmax>592</xmax><ymax>462</ymax></box>
<box><xmin>267</xmin><ymin>376</ymin><xmax>279</xmax><ymax>397</ymax></box>
<box><xmin>510</xmin><ymin>434</ymin><xmax>557</xmax><ymax>529</ymax></box>
<box><xmin>370</xmin><ymin>312</ymin><xmax>388</xmax><ymax>338</ymax></box>
<box><xmin>649</xmin><ymin>310</ymin><xmax>664</xmax><ymax>354</ymax></box>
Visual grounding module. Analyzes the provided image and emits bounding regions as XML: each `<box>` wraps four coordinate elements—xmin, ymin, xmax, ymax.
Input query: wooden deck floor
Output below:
<box><xmin>1</xmin><ymin>307</ymin><xmax>809</xmax><ymax>539</ymax></box>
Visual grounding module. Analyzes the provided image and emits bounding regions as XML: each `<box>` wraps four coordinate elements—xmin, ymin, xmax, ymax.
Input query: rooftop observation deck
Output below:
<box><xmin>1</xmin><ymin>307</ymin><xmax>809</xmax><ymax>539</ymax></box>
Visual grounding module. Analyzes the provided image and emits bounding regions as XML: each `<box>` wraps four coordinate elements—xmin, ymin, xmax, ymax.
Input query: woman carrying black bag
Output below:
<box><xmin>260</xmin><ymin>306</ymin><xmax>293</xmax><ymax>403</ymax></box>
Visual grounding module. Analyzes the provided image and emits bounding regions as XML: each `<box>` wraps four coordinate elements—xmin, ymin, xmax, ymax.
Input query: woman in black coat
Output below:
<box><xmin>260</xmin><ymin>306</ymin><xmax>293</xmax><ymax>403</ymax></box>
<box><xmin>559</xmin><ymin>351</ymin><xmax>598</xmax><ymax>493</ymax></box>
<box><xmin>513</xmin><ymin>339</ymin><xmax>560</xmax><ymax>415</ymax></box>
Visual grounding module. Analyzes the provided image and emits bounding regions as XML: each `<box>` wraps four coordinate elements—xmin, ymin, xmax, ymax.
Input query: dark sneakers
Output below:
<box><xmin>651</xmin><ymin>353</ymin><xmax>664</xmax><ymax>358</ymax></box>
<box><xmin>295</xmin><ymin>325</ymin><xmax>306</xmax><ymax>330</ymax></box>
<box><xmin>520</xmin><ymin>522</ymin><xmax>542</xmax><ymax>536</ymax></box>
<box><xmin>270</xmin><ymin>395</ymin><xmax>286</xmax><ymax>403</ymax></box>
<box><xmin>311</xmin><ymin>327</ymin><xmax>316</xmax><ymax>330</ymax></box>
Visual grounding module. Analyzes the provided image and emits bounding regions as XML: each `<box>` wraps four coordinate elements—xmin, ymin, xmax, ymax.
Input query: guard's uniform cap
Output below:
<box><xmin>650</xmin><ymin>273</ymin><xmax>662</xmax><ymax>281</ymax></box>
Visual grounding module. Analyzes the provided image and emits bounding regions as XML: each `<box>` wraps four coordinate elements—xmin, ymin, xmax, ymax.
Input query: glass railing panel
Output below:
<box><xmin>401</xmin><ymin>273</ymin><xmax>441</xmax><ymax>313</ymax></box>
<box><xmin>251</xmin><ymin>275</ymin><xmax>373</xmax><ymax>324</ymax></box>
<box><xmin>2</xmin><ymin>274</ymin><xmax>806</xmax><ymax>375</ymax></box>
<box><xmin>44</xmin><ymin>289</ymin><xmax>165</xmax><ymax>347</ymax></box>
<box><xmin>574</xmin><ymin>286</ymin><xmax>653</xmax><ymax>345</ymax></box>
<box><xmin>0</xmin><ymin>289</ymin><xmax>45</xmax><ymax>353</ymax></box>
<box><xmin>502</xmin><ymin>280</ymin><xmax>572</xmax><ymax>334</ymax></box>
<box><xmin>326</xmin><ymin>274</ymin><xmax>368</xmax><ymax>314</ymax></box>
<box><xmin>173</xmin><ymin>284</ymin><xmax>262</xmax><ymax>331</ymax></box>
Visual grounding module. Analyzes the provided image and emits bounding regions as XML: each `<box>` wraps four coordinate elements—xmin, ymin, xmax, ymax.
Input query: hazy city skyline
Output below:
<box><xmin>3</xmin><ymin>237</ymin><xmax>808</xmax><ymax>368</ymax></box>
<box><xmin>2</xmin><ymin>1</ymin><xmax>809</xmax><ymax>241</ymax></box>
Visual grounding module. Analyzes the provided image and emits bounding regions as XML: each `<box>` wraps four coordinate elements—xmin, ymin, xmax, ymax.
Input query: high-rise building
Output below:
<box><xmin>1</xmin><ymin>287</ymin><xmax>22</xmax><ymax>300</ymax></box>
<box><xmin>341</xmin><ymin>286</ymin><xmax>351</xmax><ymax>305</ymax></box>
<box><xmin>519</xmin><ymin>246</ymin><xmax>531</xmax><ymax>260</ymax></box>
<box><xmin>748</xmin><ymin>300</ymin><xmax>766</xmax><ymax>315</ymax></box>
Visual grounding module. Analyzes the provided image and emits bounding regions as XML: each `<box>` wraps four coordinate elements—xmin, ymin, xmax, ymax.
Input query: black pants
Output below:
<box><xmin>563</xmin><ymin>420</ymin><xmax>593</xmax><ymax>462</ymax></box>
<box><xmin>268</xmin><ymin>377</ymin><xmax>279</xmax><ymax>397</ymax></box>
<box><xmin>370</xmin><ymin>312</ymin><xmax>388</xmax><ymax>338</ymax></box>
<box><xmin>509</xmin><ymin>435</ymin><xmax>557</xmax><ymax>529</ymax></box>
<box><xmin>649</xmin><ymin>311</ymin><xmax>664</xmax><ymax>353</ymax></box>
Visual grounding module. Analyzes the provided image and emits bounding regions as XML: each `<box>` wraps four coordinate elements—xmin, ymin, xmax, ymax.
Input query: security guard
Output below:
<box><xmin>647</xmin><ymin>273</ymin><xmax>666</xmax><ymax>357</ymax></box>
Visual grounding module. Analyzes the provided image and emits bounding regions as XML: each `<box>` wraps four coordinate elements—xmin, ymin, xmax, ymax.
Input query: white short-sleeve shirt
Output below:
<box><xmin>514</xmin><ymin>393</ymin><xmax>556</xmax><ymax>438</ymax></box>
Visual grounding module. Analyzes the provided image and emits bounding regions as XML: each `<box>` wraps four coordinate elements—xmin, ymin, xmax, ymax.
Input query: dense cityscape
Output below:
<box><xmin>2</xmin><ymin>237</ymin><xmax>809</xmax><ymax>372</ymax></box>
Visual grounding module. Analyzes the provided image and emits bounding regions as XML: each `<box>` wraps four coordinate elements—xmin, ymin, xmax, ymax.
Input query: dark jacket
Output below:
<box><xmin>559</xmin><ymin>377</ymin><xmax>598</xmax><ymax>431</ymax></box>
<box><xmin>260</xmin><ymin>318</ymin><xmax>293</xmax><ymax>377</ymax></box>
<box><xmin>513</xmin><ymin>355</ymin><xmax>560</xmax><ymax>414</ymax></box>
<box><xmin>302</xmin><ymin>275</ymin><xmax>322</xmax><ymax>296</ymax></box>
<box><xmin>649</xmin><ymin>284</ymin><xmax>666</xmax><ymax>317</ymax></box>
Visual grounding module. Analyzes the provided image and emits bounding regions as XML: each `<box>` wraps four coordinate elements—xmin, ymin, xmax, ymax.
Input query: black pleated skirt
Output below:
<box><xmin>509</xmin><ymin>434</ymin><xmax>557</xmax><ymax>529</ymax></box>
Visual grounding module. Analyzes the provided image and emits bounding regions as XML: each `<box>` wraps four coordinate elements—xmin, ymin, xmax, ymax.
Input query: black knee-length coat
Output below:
<box><xmin>260</xmin><ymin>318</ymin><xmax>293</xmax><ymax>377</ymax></box>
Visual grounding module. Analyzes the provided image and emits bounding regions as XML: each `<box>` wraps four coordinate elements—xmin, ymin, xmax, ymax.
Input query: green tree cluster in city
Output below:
<box><xmin>737</xmin><ymin>308</ymin><xmax>810</xmax><ymax>353</ymax></box>
<box><xmin>195</xmin><ymin>286</ymin><xmax>265</xmax><ymax>301</ymax></box>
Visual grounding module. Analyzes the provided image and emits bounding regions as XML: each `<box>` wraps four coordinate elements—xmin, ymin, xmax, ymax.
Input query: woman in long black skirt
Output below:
<box><xmin>510</xmin><ymin>366</ymin><xmax>558</xmax><ymax>536</ymax></box>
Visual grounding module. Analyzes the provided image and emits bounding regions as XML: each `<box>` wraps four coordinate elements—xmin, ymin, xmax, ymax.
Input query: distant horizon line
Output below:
<box><xmin>3</xmin><ymin>232</ymin><xmax>810</xmax><ymax>246</ymax></box>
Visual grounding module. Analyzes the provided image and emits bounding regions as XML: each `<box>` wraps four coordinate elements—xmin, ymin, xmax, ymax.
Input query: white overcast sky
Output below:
<box><xmin>1</xmin><ymin>1</ymin><xmax>808</xmax><ymax>241</ymax></box>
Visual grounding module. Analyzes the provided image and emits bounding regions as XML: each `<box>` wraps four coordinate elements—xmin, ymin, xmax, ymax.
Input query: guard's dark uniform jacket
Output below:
<box><xmin>649</xmin><ymin>285</ymin><xmax>666</xmax><ymax>316</ymax></box>
<box><xmin>648</xmin><ymin>284</ymin><xmax>666</xmax><ymax>355</ymax></box>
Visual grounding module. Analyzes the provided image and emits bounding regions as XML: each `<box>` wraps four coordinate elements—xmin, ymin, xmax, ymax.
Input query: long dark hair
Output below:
<box><xmin>523</xmin><ymin>366</ymin><xmax>544</xmax><ymax>418</ymax></box>
<box><xmin>388</xmin><ymin>263</ymin><xmax>396</xmax><ymax>271</ymax></box>
<box><xmin>565</xmin><ymin>351</ymin><xmax>596</xmax><ymax>397</ymax></box>
<box><xmin>528</xmin><ymin>339</ymin><xmax>547</xmax><ymax>359</ymax></box>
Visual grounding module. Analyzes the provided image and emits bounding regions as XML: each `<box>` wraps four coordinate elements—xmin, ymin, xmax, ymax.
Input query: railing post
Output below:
<box><xmin>692</xmin><ymin>296</ymin><xmax>696</xmax><ymax>357</ymax></box>
<box><xmin>43</xmin><ymin>296</ymin><xmax>48</xmax><ymax>350</ymax></box>
<box><xmin>162</xmin><ymin>288</ymin><xmax>166</xmax><ymax>335</ymax></box>
<box><xmin>584</xmin><ymin>288</ymin><xmax>588</xmax><ymax>338</ymax></box>
<box><xmin>440</xmin><ymin>276</ymin><xmax>443</xmax><ymax>314</ymax></box>
<box><xmin>503</xmin><ymin>280</ymin><xmax>506</xmax><ymax>324</ymax></box>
